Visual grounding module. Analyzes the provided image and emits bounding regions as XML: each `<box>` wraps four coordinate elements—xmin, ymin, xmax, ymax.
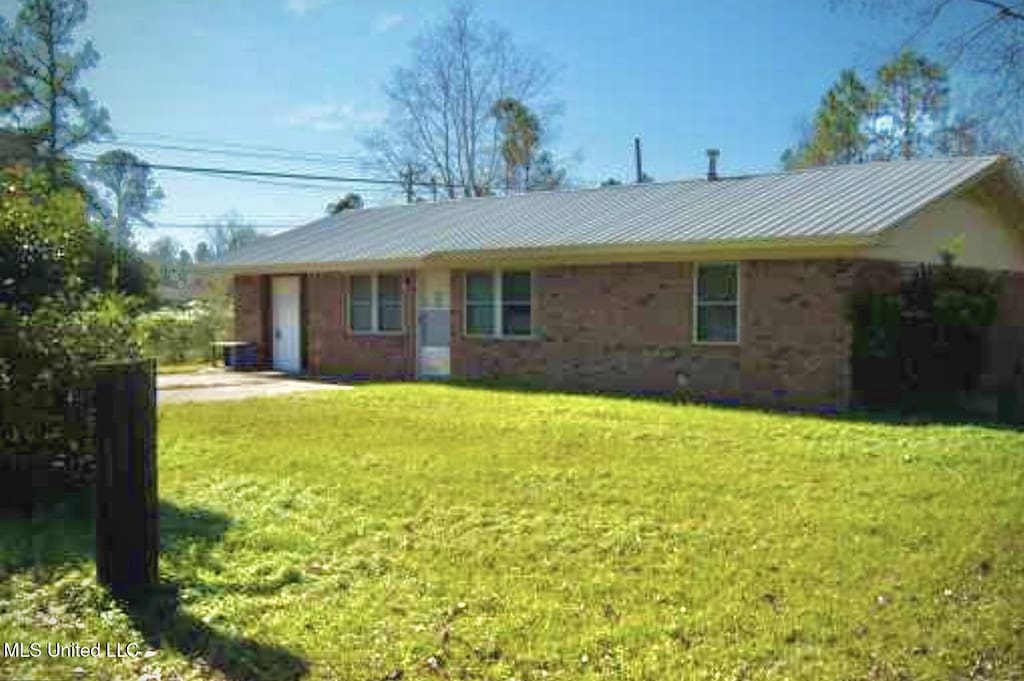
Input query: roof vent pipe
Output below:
<box><xmin>706</xmin><ymin>148</ymin><xmax>720</xmax><ymax>181</ymax></box>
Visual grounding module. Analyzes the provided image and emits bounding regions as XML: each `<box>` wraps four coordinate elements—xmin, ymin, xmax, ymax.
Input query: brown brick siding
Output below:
<box><xmin>450</xmin><ymin>260</ymin><xmax>893</xmax><ymax>409</ymax></box>
<box><xmin>451</xmin><ymin>263</ymin><xmax>695</xmax><ymax>393</ymax></box>
<box><xmin>234</xmin><ymin>259</ymin><xmax>1021</xmax><ymax>408</ymax></box>
<box><xmin>233</xmin><ymin>274</ymin><xmax>269</xmax><ymax>367</ymax></box>
<box><xmin>303</xmin><ymin>271</ymin><xmax>416</xmax><ymax>379</ymax></box>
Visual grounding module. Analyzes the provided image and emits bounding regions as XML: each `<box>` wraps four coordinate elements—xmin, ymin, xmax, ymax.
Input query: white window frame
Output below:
<box><xmin>348</xmin><ymin>273</ymin><xmax>405</xmax><ymax>335</ymax></box>
<box><xmin>463</xmin><ymin>269</ymin><xmax>535</xmax><ymax>339</ymax></box>
<box><xmin>692</xmin><ymin>261</ymin><xmax>741</xmax><ymax>345</ymax></box>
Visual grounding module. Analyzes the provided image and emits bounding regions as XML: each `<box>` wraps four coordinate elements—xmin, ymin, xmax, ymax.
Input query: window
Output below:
<box><xmin>349</xmin><ymin>275</ymin><xmax>374</xmax><ymax>333</ymax></box>
<box><xmin>377</xmin><ymin>275</ymin><xmax>403</xmax><ymax>332</ymax></box>
<box><xmin>348</xmin><ymin>273</ymin><xmax>404</xmax><ymax>333</ymax></box>
<box><xmin>694</xmin><ymin>263</ymin><xmax>739</xmax><ymax>343</ymax></box>
<box><xmin>465</xmin><ymin>272</ymin><xmax>495</xmax><ymax>336</ymax></box>
<box><xmin>464</xmin><ymin>270</ymin><xmax>533</xmax><ymax>338</ymax></box>
<box><xmin>502</xmin><ymin>271</ymin><xmax>532</xmax><ymax>336</ymax></box>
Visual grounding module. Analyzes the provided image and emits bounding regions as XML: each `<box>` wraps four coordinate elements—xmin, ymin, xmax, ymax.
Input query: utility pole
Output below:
<box><xmin>634</xmin><ymin>137</ymin><xmax>643</xmax><ymax>184</ymax></box>
<box><xmin>403</xmin><ymin>165</ymin><xmax>414</xmax><ymax>204</ymax></box>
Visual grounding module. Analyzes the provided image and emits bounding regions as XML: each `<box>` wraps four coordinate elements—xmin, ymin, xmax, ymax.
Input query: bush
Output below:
<box><xmin>0</xmin><ymin>168</ymin><xmax>141</xmax><ymax>503</ymax></box>
<box><xmin>848</xmin><ymin>252</ymin><xmax>1004</xmax><ymax>412</ymax></box>
<box><xmin>0</xmin><ymin>292</ymin><xmax>141</xmax><ymax>501</ymax></box>
<box><xmin>79</xmin><ymin>225</ymin><xmax>160</xmax><ymax>307</ymax></box>
<box><xmin>138</xmin><ymin>299</ymin><xmax>231</xmax><ymax>365</ymax></box>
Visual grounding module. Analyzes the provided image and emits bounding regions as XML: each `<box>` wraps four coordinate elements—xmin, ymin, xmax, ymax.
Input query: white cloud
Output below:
<box><xmin>373</xmin><ymin>12</ymin><xmax>405</xmax><ymax>33</ymax></box>
<box><xmin>283</xmin><ymin>102</ymin><xmax>385</xmax><ymax>132</ymax></box>
<box><xmin>284</xmin><ymin>0</ymin><xmax>327</xmax><ymax>17</ymax></box>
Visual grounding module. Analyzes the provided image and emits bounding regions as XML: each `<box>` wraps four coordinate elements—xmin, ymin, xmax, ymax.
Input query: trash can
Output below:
<box><xmin>234</xmin><ymin>343</ymin><xmax>258</xmax><ymax>370</ymax></box>
<box><xmin>222</xmin><ymin>342</ymin><xmax>258</xmax><ymax>370</ymax></box>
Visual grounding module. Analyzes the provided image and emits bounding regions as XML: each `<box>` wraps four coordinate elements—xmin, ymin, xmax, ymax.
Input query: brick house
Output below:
<box><xmin>217</xmin><ymin>155</ymin><xmax>1024</xmax><ymax>409</ymax></box>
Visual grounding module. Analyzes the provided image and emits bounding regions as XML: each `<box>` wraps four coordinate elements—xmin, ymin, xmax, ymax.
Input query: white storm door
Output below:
<box><xmin>272</xmin><ymin>276</ymin><xmax>301</xmax><ymax>373</ymax></box>
<box><xmin>417</xmin><ymin>269</ymin><xmax>451</xmax><ymax>378</ymax></box>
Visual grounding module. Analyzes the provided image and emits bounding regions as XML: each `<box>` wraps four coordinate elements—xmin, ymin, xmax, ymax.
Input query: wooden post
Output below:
<box><xmin>94</xmin><ymin>358</ymin><xmax>159</xmax><ymax>599</ymax></box>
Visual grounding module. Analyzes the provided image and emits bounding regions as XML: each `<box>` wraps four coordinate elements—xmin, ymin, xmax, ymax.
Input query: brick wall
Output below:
<box><xmin>236</xmin><ymin>259</ymin><xmax>1020</xmax><ymax>408</ymax></box>
<box><xmin>450</xmin><ymin>260</ymin><xmax>892</xmax><ymax>408</ymax></box>
<box><xmin>304</xmin><ymin>271</ymin><xmax>416</xmax><ymax>379</ymax></box>
<box><xmin>233</xmin><ymin>274</ymin><xmax>268</xmax><ymax>366</ymax></box>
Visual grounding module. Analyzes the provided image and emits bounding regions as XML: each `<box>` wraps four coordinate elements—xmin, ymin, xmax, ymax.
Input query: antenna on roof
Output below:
<box><xmin>634</xmin><ymin>137</ymin><xmax>643</xmax><ymax>184</ymax></box>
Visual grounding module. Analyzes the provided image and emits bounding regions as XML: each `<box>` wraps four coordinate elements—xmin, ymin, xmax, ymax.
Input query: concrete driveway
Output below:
<box><xmin>158</xmin><ymin>369</ymin><xmax>352</xmax><ymax>404</ymax></box>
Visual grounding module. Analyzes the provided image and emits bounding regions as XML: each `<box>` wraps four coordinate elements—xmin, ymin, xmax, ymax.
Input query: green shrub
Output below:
<box><xmin>847</xmin><ymin>251</ymin><xmax>1004</xmax><ymax>411</ymax></box>
<box><xmin>0</xmin><ymin>292</ymin><xmax>141</xmax><ymax>500</ymax></box>
<box><xmin>0</xmin><ymin>168</ymin><xmax>140</xmax><ymax>502</ymax></box>
<box><xmin>137</xmin><ymin>299</ymin><xmax>231</xmax><ymax>365</ymax></box>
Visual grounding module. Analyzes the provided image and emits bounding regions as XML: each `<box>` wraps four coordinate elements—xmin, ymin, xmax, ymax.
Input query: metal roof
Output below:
<box><xmin>216</xmin><ymin>155</ymin><xmax>1009</xmax><ymax>270</ymax></box>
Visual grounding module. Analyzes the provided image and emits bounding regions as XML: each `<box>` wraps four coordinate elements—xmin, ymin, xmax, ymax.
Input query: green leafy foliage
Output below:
<box><xmin>783</xmin><ymin>69</ymin><xmax>873</xmax><ymax>169</ymax></box>
<box><xmin>783</xmin><ymin>50</ymin><xmax>952</xmax><ymax>167</ymax></box>
<box><xmin>848</xmin><ymin>251</ymin><xmax>1004</xmax><ymax>409</ymax></box>
<box><xmin>138</xmin><ymin>299</ymin><xmax>231</xmax><ymax>365</ymax></box>
<box><xmin>79</xmin><ymin>224</ymin><xmax>159</xmax><ymax>304</ymax></box>
<box><xmin>0</xmin><ymin>168</ymin><xmax>140</xmax><ymax>499</ymax></box>
<box><xmin>0</xmin><ymin>168</ymin><xmax>90</xmax><ymax>311</ymax></box>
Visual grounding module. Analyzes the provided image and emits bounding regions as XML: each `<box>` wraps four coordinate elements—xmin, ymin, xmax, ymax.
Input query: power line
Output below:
<box><xmin>139</xmin><ymin>167</ymin><xmax>399</xmax><ymax>194</ymax></box>
<box><xmin>177</xmin><ymin>170</ymin><xmax>397</xmax><ymax>193</ymax></box>
<box><xmin>147</xmin><ymin>222</ymin><xmax>295</xmax><ymax>230</ymax></box>
<box><xmin>72</xmin><ymin>156</ymin><xmax>458</xmax><ymax>190</ymax></box>
<box><xmin>111</xmin><ymin>130</ymin><xmax>371</xmax><ymax>163</ymax></box>
<box><xmin>89</xmin><ymin>139</ymin><xmax>381</xmax><ymax>169</ymax></box>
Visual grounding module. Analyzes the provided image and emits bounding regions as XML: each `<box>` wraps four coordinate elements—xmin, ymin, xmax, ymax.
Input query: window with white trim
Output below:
<box><xmin>464</xmin><ymin>270</ymin><xmax>533</xmax><ymax>338</ymax></box>
<box><xmin>694</xmin><ymin>263</ymin><xmax>739</xmax><ymax>343</ymax></box>
<box><xmin>349</xmin><ymin>273</ymin><xmax>404</xmax><ymax>333</ymax></box>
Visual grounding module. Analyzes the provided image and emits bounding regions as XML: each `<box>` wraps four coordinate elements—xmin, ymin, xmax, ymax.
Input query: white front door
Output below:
<box><xmin>272</xmin><ymin>276</ymin><xmax>301</xmax><ymax>373</ymax></box>
<box><xmin>417</xmin><ymin>269</ymin><xmax>451</xmax><ymax>378</ymax></box>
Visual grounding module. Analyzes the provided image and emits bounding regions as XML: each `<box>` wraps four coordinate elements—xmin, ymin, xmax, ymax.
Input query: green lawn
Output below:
<box><xmin>2</xmin><ymin>385</ymin><xmax>1023</xmax><ymax>680</ymax></box>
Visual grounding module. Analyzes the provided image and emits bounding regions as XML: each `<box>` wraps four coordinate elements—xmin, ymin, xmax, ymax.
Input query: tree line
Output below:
<box><xmin>783</xmin><ymin>1</ymin><xmax>1023</xmax><ymax>168</ymax></box>
<box><xmin>0</xmin><ymin>0</ymin><xmax>273</xmax><ymax>300</ymax></box>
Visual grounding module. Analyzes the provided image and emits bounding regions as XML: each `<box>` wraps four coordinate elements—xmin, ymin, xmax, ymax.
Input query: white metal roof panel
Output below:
<box><xmin>216</xmin><ymin>155</ymin><xmax>1007</xmax><ymax>269</ymax></box>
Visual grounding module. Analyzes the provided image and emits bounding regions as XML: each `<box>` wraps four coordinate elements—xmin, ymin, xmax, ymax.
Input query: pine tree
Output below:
<box><xmin>874</xmin><ymin>50</ymin><xmax>948</xmax><ymax>160</ymax></box>
<box><xmin>0</xmin><ymin>0</ymin><xmax>110</xmax><ymax>164</ymax></box>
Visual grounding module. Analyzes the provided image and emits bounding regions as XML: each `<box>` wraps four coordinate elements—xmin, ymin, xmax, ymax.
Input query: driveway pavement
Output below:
<box><xmin>158</xmin><ymin>369</ymin><xmax>352</xmax><ymax>404</ymax></box>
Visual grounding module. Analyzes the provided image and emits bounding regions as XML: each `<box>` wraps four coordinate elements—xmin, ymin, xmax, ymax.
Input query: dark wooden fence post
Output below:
<box><xmin>94</xmin><ymin>358</ymin><xmax>159</xmax><ymax>599</ymax></box>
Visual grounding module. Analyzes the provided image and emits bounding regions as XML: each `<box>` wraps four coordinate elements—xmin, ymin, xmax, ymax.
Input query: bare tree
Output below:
<box><xmin>366</xmin><ymin>3</ymin><xmax>555</xmax><ymax>198</ymax></box>
<box><xmin>204</xmin><ymin>213</ymin><xmax>263</xmax><ymax>258</ymax></box>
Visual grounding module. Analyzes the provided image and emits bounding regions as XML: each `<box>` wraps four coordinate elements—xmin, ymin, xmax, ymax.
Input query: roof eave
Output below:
<box><xmin>203</xmin><ymin>235</ymin><xmax>878</xmax><ymax>275</ymax></box>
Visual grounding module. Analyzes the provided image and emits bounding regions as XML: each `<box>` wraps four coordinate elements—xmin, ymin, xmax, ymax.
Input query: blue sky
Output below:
<box><xmin>0</xmin><ymin>0</ymin><xmax>974</xmax><ymax>249</ymax></box>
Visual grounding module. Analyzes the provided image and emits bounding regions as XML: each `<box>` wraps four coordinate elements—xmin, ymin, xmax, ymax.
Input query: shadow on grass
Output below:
<box><xmin>0</xmin><ymin>491</ymin><xmax>308</xmax><ymax>681</ymax></box>
<box><xmin>435</xmin><ymin>377</ymin><xmax>1024</xmax><ymax>432</ymax></box>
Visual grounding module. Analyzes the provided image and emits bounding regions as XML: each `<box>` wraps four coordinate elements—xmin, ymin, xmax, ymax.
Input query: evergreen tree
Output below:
<box><xmin>783</xmin><ymin>69</ymin><xmax>872</xmax><ymax>168</ymax></box>
<box><xmin>874</xmin><ymin>50</ymin><xmax>949</xmax><ymax>160</ymax></box>
<box><xmin>0</xmin><ymin>0</ymin><xmax>111</xmax><ymax>165</ymax></box>
<box><xmin>87</xmin><ymin>149</ymin><xmax>164</xmax><ymax>247</ymax></box>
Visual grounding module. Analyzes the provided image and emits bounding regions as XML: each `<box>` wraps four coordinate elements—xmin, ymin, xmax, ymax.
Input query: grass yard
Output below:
<box><xmin>2</xmin><ymin>384</ymin><xmax>1023</xmax><ymax>680</ymax></box>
